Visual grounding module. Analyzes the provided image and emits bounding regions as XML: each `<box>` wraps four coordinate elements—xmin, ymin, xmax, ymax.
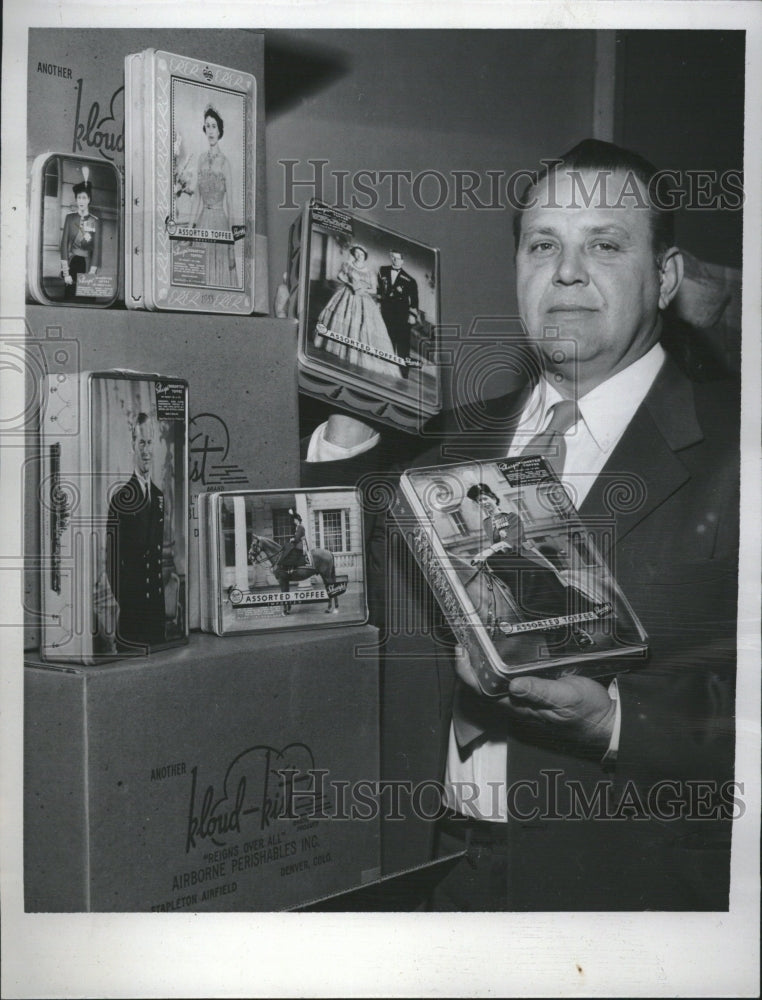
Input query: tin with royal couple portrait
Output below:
<box><xmin>291</xmin><ymin>200</ymin><xmax>442</xmax><ymax>432</ymax></box>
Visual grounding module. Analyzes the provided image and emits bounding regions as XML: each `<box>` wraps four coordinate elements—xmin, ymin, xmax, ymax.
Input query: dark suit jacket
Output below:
<box><xmin>377</xmin><ymin>267</ymin><xmax>419</xmax><ymax>357</ymax></box>
<box><xmin>279</xmin><ymin>523</ymin><xmax>307</xmax><ymax>570</ymax></box>
<box><xmin>375</xmin><ymin>357</ymin><xmax>740</xmax><ymax>909</ymax></box>
<box><xmin>377</xmin><ymin>266</ymin><xmax>419</xmax><ymax>313</ymax></box>
<box><xmin>106</xmin><ymin>474</ymin><xmax>166</xmax><ymax>646</ymax></box>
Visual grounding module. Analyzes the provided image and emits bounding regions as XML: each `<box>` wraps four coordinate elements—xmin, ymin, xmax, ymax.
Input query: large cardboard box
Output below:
<box><xmin>22</xmin><ymin>306</ymin><xmax>299</xmax><ymax>644</ymax></box>
<box><xmin>25</xmin><ymin>626</ymin><xmax>380</xmax><ymax>911</ymax></box>
<box><xmin>27</xmin><ymin>28</ymin><xmax>269</xmax><ymax>312</ymax></box>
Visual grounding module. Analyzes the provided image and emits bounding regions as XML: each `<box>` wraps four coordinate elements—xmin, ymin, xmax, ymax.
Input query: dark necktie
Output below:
<box><xmin>520</xmin><ymin>398</ymin><xmax>580</xmax><ymax>476</ymax></box>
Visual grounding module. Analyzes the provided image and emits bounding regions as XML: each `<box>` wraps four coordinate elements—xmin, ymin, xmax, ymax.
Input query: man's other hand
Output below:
<box><xmin>454</xmin><ymin>645</ymin><xmax>616</xmax><ymax>755</ymax></box>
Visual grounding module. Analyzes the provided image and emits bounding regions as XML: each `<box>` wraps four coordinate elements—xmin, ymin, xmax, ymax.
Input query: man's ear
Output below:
<box><xmin>658</xmin><ymin>246</ymin><xmax>684</xmax><ymax>309</ymax></box>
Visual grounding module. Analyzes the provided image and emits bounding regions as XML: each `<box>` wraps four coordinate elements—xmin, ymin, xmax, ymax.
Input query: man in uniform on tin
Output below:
<box><xmin>377</xmin><ymin>250</ymin><xmax>420</xmax><ymax>378</ymax></box>
<box><xmin>107</xmin><ymin>412</ymin><xmax>167</xmax><ymax>649</ymax></box>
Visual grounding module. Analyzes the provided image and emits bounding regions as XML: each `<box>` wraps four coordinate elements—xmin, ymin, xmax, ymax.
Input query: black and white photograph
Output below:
<box><xmin>2</xmin><ymin>3</ymin><xmax>760</xmax><ymax>998</ymax></box>
<box><xmin>170</xmin><ymin>79</ymin><xmax>246</xmax><ymax>290</ymax></box>
<box><xmin>297</xmin><ymin>202</ymin><xmax>441</xmax><ymax>425</ymax></box>
<box><xmin>125</xmin><ymin>47</ymin><xmax>257</xmax><ymax>313</ymax></box>
<box><xmin>396</xmin><ymin>456</ymin><xmax>647</xmax><ymax>694</ymax></box>
<box><xmin>40</xmin><ymin>372</ymin><xmax>189</xmax><ymax>662</ymax></box>
<box><xmin>27</xmin><ymin>153</ymin><xmax>120</xmax><ymax>306</ymax></box>
<box><xmin>96</xmin><ymin>375</ymin><xmax>188</xmax><ymax>653</ymax></box>
<box><xmin>200</xmin><ymin>487</ymin><xmax>367</xmax><ymax>634</ymax></box>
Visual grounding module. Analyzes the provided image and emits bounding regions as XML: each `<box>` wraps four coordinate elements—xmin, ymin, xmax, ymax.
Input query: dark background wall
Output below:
<box><xmin>264</xmin><ymin>30</ymin><xmax>600</xmax><ymax>406</ymax></box>
<box><xmin>615</xmin><ymin>29</ymin><xmax>745</xmax><ymax>268</ymax></box>
<box><xmin>264</xmin><ymin>29</ymin><xmax>745</xmax><ymax>410</ymax></box>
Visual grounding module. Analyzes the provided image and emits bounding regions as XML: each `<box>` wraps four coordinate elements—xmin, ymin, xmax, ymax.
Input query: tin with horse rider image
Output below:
<box><xmin>198</xmin><ymin>487</ymin><xmax>368</xmax><ymax>635</ymax></box>
<box><xmin>393</xmin><ymin>456</ymin><xmax>649</xmax><ymax>695</ymax></box>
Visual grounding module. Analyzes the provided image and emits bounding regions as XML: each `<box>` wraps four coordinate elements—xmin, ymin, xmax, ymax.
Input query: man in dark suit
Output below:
<box><xmin>342</xmin><ymin>140</ymin><xmax>732</xmax><ymax>910</ymax></box>
<box><xmin>303</xmin><ymin>139</ymin><xmax>739</xmax><ymax>910</ymax></box>
<box><xmin>106</xmin><ymin>412</ymin><xmax>167</xmax><ymax>649</ymax></box>
<box><xmin>377</xmin><ymin>250</ymin><xmax>419</xmax><ymax>377</ymax></box>
<box><xmin>407</xmin><ymin>139</ymin><xmax>740</xmax><ymax>910</ymax></box>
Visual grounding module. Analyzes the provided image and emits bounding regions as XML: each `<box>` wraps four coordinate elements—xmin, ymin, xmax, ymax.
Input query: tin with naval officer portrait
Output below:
<box><xmin>290</xmin><ymin>200</ymin><xmax>442</xmax><ymax>432</ymax></box>
<box><xmin>198</xmin><ymin>487</ymin><xmax>368</xmax><ymax>636</ymax></box>
<box><xmin>41</xmin><ymin>371</ymin><xmax>189</xmax><ymax>663</ymax></box>
<box><xmin>125</xmin><ymin>48</ymin><xmax>256</xmax><ymax>314</ymax></box>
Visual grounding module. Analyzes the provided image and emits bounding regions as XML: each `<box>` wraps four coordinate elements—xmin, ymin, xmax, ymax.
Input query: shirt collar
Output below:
<box><xmin>305</xmin><ymin>420</ymin><xmax>380</xmax><ymax>463</ymax></box>
<box><xmin>518</xmin><ymin>342</ymin><xmax>666</xmax><ymax>454</ymax></box>
<box><xmin>577</xmin><ymin>342</ymin><xmax>666</xmax><ymax>452</ymax></box>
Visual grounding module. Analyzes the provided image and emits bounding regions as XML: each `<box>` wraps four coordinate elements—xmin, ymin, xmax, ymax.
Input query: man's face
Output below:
<box><xmin>516</xmin><ymin>167</ymin><xmax>667</xmax><ymax>389</ymax></box>
<box><xmin>133</xmin><ymin>424</ymin><xmax>154</xmax><ymax>477</ymax></box>
<box><xmin>390</xmin><ymin>252</ymin><xmax>403</xmax><ymax>269</ymax></box>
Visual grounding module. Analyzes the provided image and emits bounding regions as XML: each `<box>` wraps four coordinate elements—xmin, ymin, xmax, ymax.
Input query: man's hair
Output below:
<box><xmin>512</xmin><ymin>138</ymin><xmax>676</xmax><ymax>258</ymax></box>
<box><xmin>132</xmin><ymin>412</ymin><xmax>151</xmax><ymax>443</ymax></box>
<box><xmin>389</xmin><ymin>250</ymin><xmax>404</xmax><ymax>257</ymax></box>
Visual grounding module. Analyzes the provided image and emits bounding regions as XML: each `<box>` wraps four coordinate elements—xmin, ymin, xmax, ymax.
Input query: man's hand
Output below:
<box><xmin>454</xmin><ymin>645</ymin><xmax>616</xmax><ymax>755</ymax></box>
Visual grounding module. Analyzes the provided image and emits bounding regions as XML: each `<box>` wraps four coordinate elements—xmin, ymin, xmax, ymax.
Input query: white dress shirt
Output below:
<box><xmin>444</xmin><ymin>343</ymin><xmax>666</xmax><ymax>820</ymax></box>
<box><xmin>305</xmin><ymin>420</ymin><xmax>380</xmax><ymax>463</ymax></box>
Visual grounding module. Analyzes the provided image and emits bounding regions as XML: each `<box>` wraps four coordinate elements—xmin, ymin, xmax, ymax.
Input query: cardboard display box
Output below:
<box><xmin>23</xmin><ymin>306</ymin><xmax>300</xmax><ymax>644</ymax></box>
<box><xmin>25</xmin><ymin>626</ymin><xmax>380</xmax><ymax>911</ymax></box>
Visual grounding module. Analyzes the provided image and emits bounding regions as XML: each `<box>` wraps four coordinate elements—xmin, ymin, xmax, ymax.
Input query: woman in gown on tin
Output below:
<box><xmin>190</xmin><ymin>106</ymin><xmax>238</xmax><ymax>287</ymax></box>
<box><xmin>59</xmin><ymin>178</ymin><xmax>101</xmax><ymax>301</ymax></box>
<box><xmin>313</xmin><ymin>245</ymin><xmax>400</xmax><ymax>379</ymax></box>
<box><xmin>465</xmin><ymin>482</ymin><xmax>598</xmax><ymax>655</ymax></box>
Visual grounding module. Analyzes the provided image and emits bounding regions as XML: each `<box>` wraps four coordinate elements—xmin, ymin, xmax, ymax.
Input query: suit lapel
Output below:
<box><xmin>580</xmin><ymin>359</ymin><xmax>703</xmax><ymax>543</ymax></box>
<box><xmin>130</xmin><ymin>473</ymin><xmax>146</xmax><ymax>505</ymax></box>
